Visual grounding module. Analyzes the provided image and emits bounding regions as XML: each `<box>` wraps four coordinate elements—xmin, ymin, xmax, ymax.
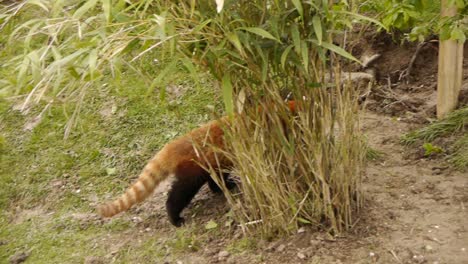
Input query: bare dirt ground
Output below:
<box><xmin>92</xmin><ymin>38</ymin><xmax>468</xmax><ymax>264</ymax></box>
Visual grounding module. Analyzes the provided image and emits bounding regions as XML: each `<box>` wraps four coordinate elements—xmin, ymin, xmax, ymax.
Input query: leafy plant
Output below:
<box><xmin>402</xmin><ymin>107</ymin><xmax>467</xmax><ymax>169</ymax></box>
<box><xmin>402</xmin><ymin>107</ymin><xmax>468</xmax><ymax>144</ymax></box>
<box><xmin>361</xmin><ymin>0</ymin><xmax>467</xmax><ymax>42</ymax></box>
<box><xmin>159</xmin><ymin>0</ymin><xmax>368</xmax><ymax>236</ymax></box>
<box><xmin>422</xmin><ymin>143</ymin><xmax>444</xmax><ymax>156</ymax></box>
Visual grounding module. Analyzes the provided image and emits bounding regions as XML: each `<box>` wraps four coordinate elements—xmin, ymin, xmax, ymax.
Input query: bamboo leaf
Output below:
<box><xmin>297</xmin><ymin>217</ymin><xmax>312</xmax><ymax>224</ymax></box>
<box><xmin>301</xmin><ymin>40</ymin><xmax>309</xmax><ymax>73</ymax></box>
<box><xmin>50</xmin><ymin>49</ymin><xmax>88</xmax><ymax>68</ymax></box>
<box><xmin>24</xmin><ymin>23</ymin><xmax>42</xmax><ymax>49</ymax></box>
<box><xmin>291</xmin><ymin>24</ymin><xmax>301</xmax><ymax>54</ymax></box>
<box><xmin>226</xmin><ymin>32</ymin><xmax>245</xmax><ymax>57</ymax></box>
<box><xmin>239</xmin><ymin>27</ymin><xmax>279</xmax><ymax>42</ymax></box>
<box><xmin>336</xmin><ymin>10</ymin><xmax>387</xmax><ymax>30</ymax></box>
<box><xmin>312</xmin><ymin>15</ymin><xmax>322</xmax><ymax>45</ymax></box>
<box><xmin>73</xmin><ymin>0</ymin><xmax>98</xmax><ymax>19</ymax></box>
<box><xmin>88</xmin><ymin>49</ymin><xmax>98</xmax><ymax>80</ymax></box>
<box><xmin>181</xmin><ymin>57</ymin><xmax>200</xmax><ymax>89</ymax></box>
<box><xmin>101</xmin><ymin>0</ymin><xmax>111</xmax><ymax>23</ymax></box>
<box><xmin>17</xmin><ymin>57</ymin><xmax>30</xmax><ymax>88</ymax></box>
<box><xmin>51</xmin><ymin>46</ymin><xmax>62</xmax><ymax>61</ymax></box>
<box><xmin>193</xmin><ymin>19</ymin><xmax>212</xmax><ymax>33</ymax></box>
<box><xmin>26</xmin><ymin>0</ymin><xmax>49</xmax><ymax>12</ymax></box>
<box><xmin>280</xmin><ymin>45</ymin><xmax>294</xmax><ymax>70</ymax></box>
<box><xmin>291</xmin><ymin>0</ymin><xmax>303</xmax><ymax>19</ymax></box>
<box><xmin>222</xmin><ymin>74</ymin><xmax>234</xmax><ymax>115</ymax></box>
<box><xmin>28</xmin><ymin>50</ymin><xmax>41</xmax><ymax>83</ymax></box>
<box><xmin>309</xmin><ymin>40</ymin><xmax>360</xmax><ymax>64</ymax></box>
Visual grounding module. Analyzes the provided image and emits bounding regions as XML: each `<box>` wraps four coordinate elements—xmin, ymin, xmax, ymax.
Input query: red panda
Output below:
<box><xmin>97</xmin><ymin>100</ymin><xmax>297</xmax><ymax>226</ymax></box>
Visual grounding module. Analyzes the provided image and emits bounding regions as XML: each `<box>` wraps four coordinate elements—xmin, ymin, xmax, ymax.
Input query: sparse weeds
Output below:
<box><xmin>208</xmin><ymin>82</ymin><xmax>365</xmax><ymax>237</ymax></box>
<box><xmin>366</xmin><ymin>147</ymin><xmax>384</xmax><ymax>161</ymax></box>
<box><xmin>170</xmin><ymin>228</ymin><xmax>201</xmax><ymax>253</ymax></box>
<box><xmin>402</xmin><ymin>107</ymin><xmax>467</xmax><ymax>145</ymax></box>
<box><xmin>227</xmin><ymin>237</ymin><xmax>258</xmax><ymax>254</ymax></box>
<box><xmin>449</xmin><ymin>134</ymin><xmax>468</xmax><ymax>170</ymax></box>
<box><xmin>402</xmin><ymin>106</ymin><xmax>467</xmax><ymax>170</ymax></box>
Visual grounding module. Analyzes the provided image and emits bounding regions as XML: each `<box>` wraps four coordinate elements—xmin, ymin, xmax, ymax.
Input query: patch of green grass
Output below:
<box><xmin>227</xmin><ymin>237</ymin><xmax>258</xmax><ymax>254</ymax></box>
<box><xmin>402</xmin><ymin>107</ymin><xmax>467</xmax><ymax>170</ymax></box>
<box><xmin>422</xmin><ymin>142</ymin><xmax>444</xmax><ymax>157</ymax></box>
<box><xmin>402</xmin><ymin>107</ymin><xmax>467</xmax><ymax>145</ymax></box>
<box><xmin>366</xmin><ymin>146</ymin><xmax>384</xmax><ymax>161</ymax></box>
<box><xmin>115</xmin><ymin>235</ymin><xmax>167</xmax><ymax>263</ymax></box>
<box><xmin>449</xmin><ymin>134</ymin><xmax>468</xmax><ymax>171</ymax></box>
<box><xmin>0</xmin><ymin>213</ymin><xmax>108</xmax><ymax>263</ymax></box>
<box><xmin>0</xmin><ymin>63</ymin><xmax>219</xmax><ymax>262</ymax></box>
<box><xmin>169</xmin><ymin>228</ymin><xmax>202</xmax><ymax>253</ymax></box>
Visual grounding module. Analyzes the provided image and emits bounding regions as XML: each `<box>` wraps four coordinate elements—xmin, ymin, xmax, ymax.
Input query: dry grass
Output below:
<box><xmin>205</xmin><ymin>80</ymin><xmax>365</xmax><ymax>237</ymax></box>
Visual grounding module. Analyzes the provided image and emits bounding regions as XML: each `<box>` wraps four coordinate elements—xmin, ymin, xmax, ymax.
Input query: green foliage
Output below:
<box><xmin>169</xmin><ymin>229</ymin><xmax>200</xmax><ymax>252</ymax></box>
<box><xmin>204</xmin><ymin>220</ymin><xmax>218</xmax><ymax>230</ymax></box>
<box><xmin>449</xmin><ymin>134</ymin><xmax>468</xmax><ymax>170</ymax></box>
<box><xmin>362</xmin><ymin>0</ymin><xmax>467</xmax><ymax>42</ymax></box>
<box><xmin>422</xmin><ymin>143</ymin><xmax>444</xmax><ymax>156</ymax></box>
<box><xmin>0</xmin><ymin>0</ymin><xmax>379</xmax><ymax>111</ymax></box>
<box><xmin>402</xmin><ymin>107</ymin><xmax>468</xmax><ymax>144</ymax></box>
<box><xmin>227</xmin><ymin>237</ymin><xmax>258</xmax><ymax>253</ymax></box>
<box><xmin>162</xmin><ymin>1</ymin><xmax>367</xmax><ymax>236</ymax></box>
<box><xmin>402</xmin><ymin>107</ymin><xmax>467</xmax><ymax>170</ymax></box>
<box><xmin>366</xmin><ymin>146</ymin><xmax>384</xmax><ymax>161</ymax></box>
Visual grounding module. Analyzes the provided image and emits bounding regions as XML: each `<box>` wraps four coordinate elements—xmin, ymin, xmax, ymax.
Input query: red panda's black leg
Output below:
<box><xmin>207</xmin><ymin>176</ymin><xmax>222</xmax><ymax>193</ymax></box>
<box><xmin>166</xmin><ymin>173</ymin><xmax>207</xmax><ymax>227</ymax></box>
<box><xmin>208</xmin><ymin>172</ymin><xmax>236</xmax><ymax>193</ymax></box>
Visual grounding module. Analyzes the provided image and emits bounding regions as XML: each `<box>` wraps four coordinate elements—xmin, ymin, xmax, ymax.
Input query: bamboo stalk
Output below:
<box><xmin>437</xmin><ymin>0</ymin><xmax>464</xmax><ymax>119</ymax></box>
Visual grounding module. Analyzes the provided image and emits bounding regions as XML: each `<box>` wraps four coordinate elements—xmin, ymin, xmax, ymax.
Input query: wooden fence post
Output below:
<box><xmin>437</xmin><ymin>0</ymin><xmax>464</xmax><ymax>119</ymax></box>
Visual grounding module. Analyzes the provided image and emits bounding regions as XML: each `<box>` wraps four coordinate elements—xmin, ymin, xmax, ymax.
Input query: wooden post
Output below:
<box><xmin>437</xmin><ymin>0</ymin><xmax>464</xmax><ymax>119</ymax></box>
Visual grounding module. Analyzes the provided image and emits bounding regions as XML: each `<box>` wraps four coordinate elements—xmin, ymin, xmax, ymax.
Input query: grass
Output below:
<box><xmin>401</xmin><ymin>107</ymin><xmax>468</xmax><ymax>144</ymax></box>
<box><xmin>0</xmin><ymin>66</ymin><xmax>226</xmax><ymax>262</ymax></box>
<box><xmin>208</xmin><ymin>83</ymin><xmax>365</xmax><ymax>237</ymax></box>
<box><xmin>401</xmin><ymin>106</ymin><xmax>468</xmax><ymax>170</ymax></box>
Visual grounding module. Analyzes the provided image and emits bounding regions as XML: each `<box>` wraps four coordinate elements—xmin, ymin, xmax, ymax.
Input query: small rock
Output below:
<box><xmin>412</xmin><ymin>254</ymin><xmax>425</xmax><ymax>263</ymax></box>
<box><xmin>9</xmin><ymin>252</ymin><xmax>30</xmax><ymax>264</ymax></box>
<box><xmin>132</xmin><ymin>216</ymin><xmax>143</xmax><ymax>223</ymax></box>
<box><xmin>50</xmin><ymin>180</ymin><xmax>64</xmax><ymax>188</ymax></box>
<box><xmin>297</xmin><ymin>252</ymin><xmax>306</xmax><ymax>260</ymax></box>
<box><xmin>277</xmin><ymin>244</ymin><xmax>286</xmax><ymax>252</ymax></box>
<box><xmin>310</xmin><ymin>239</ymin><xmax>321</xmax><ymax>247</ymax></box>
<box><xmin>218</xmin><ymin>250</ymin><xmax>230</xmax><ymax>258</ymax></box>
<box><xmin>424</xmin><ymin>245</ymin><xmax>433</xmax><ymax>252</ymax></box>
<box><xmin>297</xmin><ymin>227</ymin><xmax>306</xmax><ymax>234</ymax></box>
<box><xmin>176</xmin><ymin>261</ymin><xmax>183</xmax><ymax>264</ymax></box>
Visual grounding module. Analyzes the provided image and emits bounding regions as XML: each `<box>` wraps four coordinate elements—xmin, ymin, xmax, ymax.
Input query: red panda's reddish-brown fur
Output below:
<box><xmin>97</xmin><ymin>101</ymin><xmax>297</xmax><ymax>226</ymax></box>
